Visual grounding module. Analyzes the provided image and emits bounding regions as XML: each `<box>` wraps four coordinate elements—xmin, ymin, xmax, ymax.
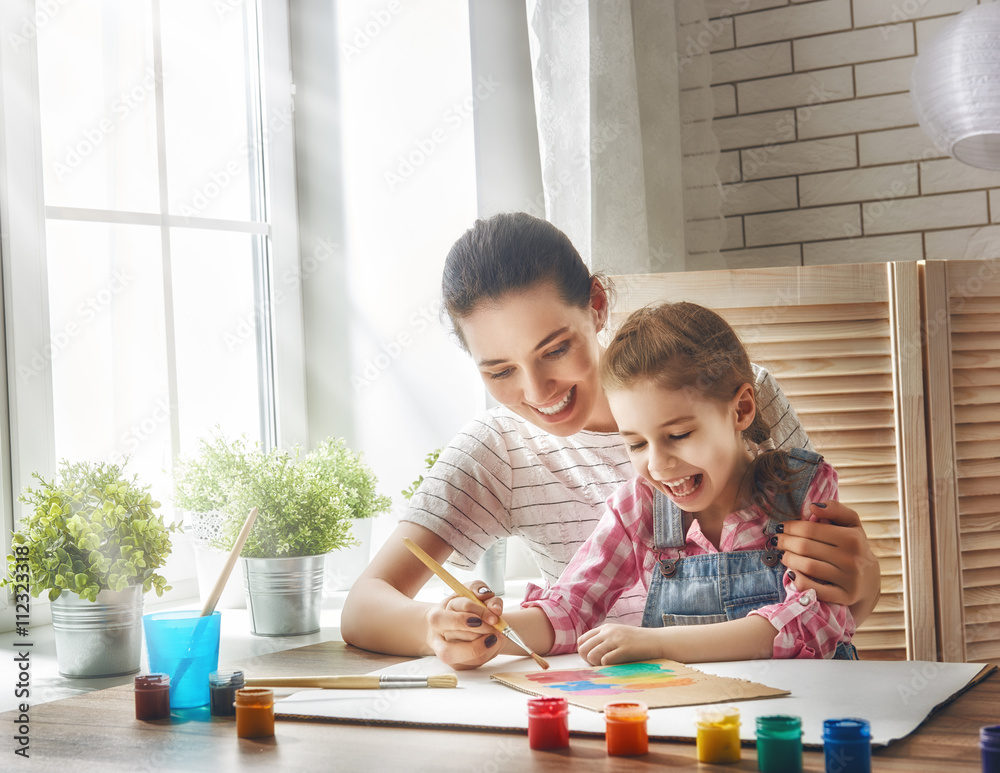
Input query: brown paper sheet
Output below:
<box><xmin>490</xmin><ymin>658</ymin><xmax>789</xmax><ymax>712</ymax></box>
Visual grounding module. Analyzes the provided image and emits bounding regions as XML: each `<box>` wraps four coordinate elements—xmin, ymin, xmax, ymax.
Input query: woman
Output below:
<box><xmin>341</xmin><ymin>213</ymin><xmax>880</xmax><ymax>667</ymax></box>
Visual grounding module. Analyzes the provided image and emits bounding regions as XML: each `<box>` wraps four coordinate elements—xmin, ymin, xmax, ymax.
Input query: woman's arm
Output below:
<box><xmin>578</xmin><ymin>616</ymin><xmax>777</xmax><ymax>666</ymax></box>
<box><xmin>776</xmin><ymin>501</ymin><xmax>881</xmax><ymax>624</ymax></box>
<box><xmin>342</xmin><ymin>521</ymin><xmax>515</xmax><ymax>659</ymax></box>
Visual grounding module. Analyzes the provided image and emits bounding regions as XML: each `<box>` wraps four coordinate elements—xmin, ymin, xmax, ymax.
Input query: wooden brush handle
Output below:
<box><xmin>246</xmin><ymin>675</ymin><xmax>381</xmax><ymax>689</ymax></box>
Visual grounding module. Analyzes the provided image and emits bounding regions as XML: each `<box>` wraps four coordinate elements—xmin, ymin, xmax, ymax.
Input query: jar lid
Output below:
<box><xmin>209</xmin><ymin>670</ymin><xmax>246</xmax><ymax>687</ymax></box>
<box><xmin>134</xmin><ymin>673</ymin><xmax>170</xmax><ymax>688</ymax></box>
<box><xmin>527</xmin><ymin>696</ymin><xmax>568</xmax><ymax>716</ymax></box>
<box><xmin>823</xmin><ymin>718</ymin><xmax>871</xmax><ymax>741</ymax></box>
<box><xmin>235</xmin><ymin>687</ymin><xmax>274</xmax><ymax>706</ymax></box>
<box><xmin>696</xmin><ymin>705</ymin><xmax>740</xmax><ymax>726</ymax></box>
<box><xmin>604</xmin><ymin>701</ymin><xmax>648</xmax><ymax>720</ymax></box>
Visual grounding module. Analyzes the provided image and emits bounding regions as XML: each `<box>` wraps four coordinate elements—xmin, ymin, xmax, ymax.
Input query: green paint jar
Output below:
<box><xmin>756</xmin><ymin>715</ymin><xmax>803</xmax><ymax>772</ymax></box>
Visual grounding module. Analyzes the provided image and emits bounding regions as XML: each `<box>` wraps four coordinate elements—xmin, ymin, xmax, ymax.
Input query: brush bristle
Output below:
<box><xmin>428</xmin><ymin>673</ymin><xmax>459</xmax><ymax>688</ymax></box>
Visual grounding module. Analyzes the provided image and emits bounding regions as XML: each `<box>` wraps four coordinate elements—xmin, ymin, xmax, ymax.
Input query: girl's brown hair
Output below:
<box><xmin>600</xmin><ymin>301</ymin><xmax>804</xmax><ymax>521</ymax></box>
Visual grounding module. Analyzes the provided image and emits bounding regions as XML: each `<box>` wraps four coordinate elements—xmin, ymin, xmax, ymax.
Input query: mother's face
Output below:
<box><xmin>458</xmin><ymin>280</ymin><xmax>615</xmax><ymax>436</ymax></box>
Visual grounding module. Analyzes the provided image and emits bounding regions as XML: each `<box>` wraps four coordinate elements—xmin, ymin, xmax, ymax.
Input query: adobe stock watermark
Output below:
<box><xmin>384</xmin><ymin>74</ymin><xmax>501</xmax><ymax>192</ymax></box>
<box><xmin>5</xmin><ymin>0</ymin><xmax>70</xmax><ymax>52</ymax></box>
<box><xmin>351</xmin><ymin>298</ymin><xmax>441</xmax><ymax>393</ymax></box>
<box><xmin>17</xmin><ymin>269</ymin><xmax>134</xmax><ymax>384</ymax></box>
<box><xmin>176</xmin><ymin>104</ymin><xmax>293</xmax><ymax>217</ymax></box>
<box><xmin>224</xmin><ymin>236</ymin><xmax>338</xmax><ymax>353</ymax></box>
<box><xmin>52</xmin><ymin>67</ymin><xmax>162</xmax><ymax>183</ymax></box>
<box><xmin>341</xmin><ymin>0</ymin><xmax>402</xmax><ymax>62</ymax></box>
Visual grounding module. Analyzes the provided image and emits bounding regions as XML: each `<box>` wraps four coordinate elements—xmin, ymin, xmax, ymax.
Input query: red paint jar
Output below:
<box><xmin>605</xmin><ymin>701</ymin><xmax>649</xmax><ymax>756</ymax></box>
<box><xmin>134</xmin><ymin>673</ymin><xmax>171</xmax><ymax>720</ymax></box>
<box><xmin>527</xmin><ymin>697</ymin><xmax>569</xmax><ymax>750</ymax></box>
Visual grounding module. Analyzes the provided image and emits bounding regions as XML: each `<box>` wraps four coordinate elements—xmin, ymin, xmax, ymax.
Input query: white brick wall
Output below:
<box><xmin>698</xmin><ymin>0</ymin><xmax>1000</xmax><ymax>269</ymax></box>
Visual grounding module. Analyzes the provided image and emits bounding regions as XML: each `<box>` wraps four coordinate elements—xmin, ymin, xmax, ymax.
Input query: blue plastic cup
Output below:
<box><xmin>142</xmin><ymin>611</ymin><xmax>221</xmax><ymax>709</ymax></box>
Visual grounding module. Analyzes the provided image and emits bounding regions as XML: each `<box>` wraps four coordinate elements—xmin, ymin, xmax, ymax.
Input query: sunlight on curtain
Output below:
<box><xmin>526</xmin><ymin>0</ymin><xmax>726</xmax><ymax>274</ymax></box>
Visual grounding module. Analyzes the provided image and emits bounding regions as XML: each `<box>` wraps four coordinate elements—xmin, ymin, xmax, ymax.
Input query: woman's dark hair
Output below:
<box><xmin>600</xmin><ymin>301</ymin><xmax>805</xmax><ymax>522</ymax></box>
<box><xmin>442</xmin><ymin>212</ymin><xmax>595</xmax><ymax>349</ymax></box>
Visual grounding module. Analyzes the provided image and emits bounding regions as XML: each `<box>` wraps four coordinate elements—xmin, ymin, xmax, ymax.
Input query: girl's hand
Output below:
<box><xmin>424</xmin><ymin>581</ymin><xmax>504</xmax><ymax>670</ymax></box>
<box><xmin>777</xmin><ymin>501</ymin><xmax>881</xmax><ymax>622</ymax></box>
<box><xmin>577</xmin><ymin>624</ymin><xmax>665</xmax><ymax>666</ymax></box>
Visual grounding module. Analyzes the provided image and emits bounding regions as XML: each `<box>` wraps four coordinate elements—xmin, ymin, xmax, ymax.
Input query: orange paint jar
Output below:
<box><xmin>604</xmin><ymin>701</ymin><xmax>649</xmax><ymax>756</ymax></box>
<box><xmin>235</xmin><ymin>688</ymin><xmax>275</xmax><ymax>739</ymax></box>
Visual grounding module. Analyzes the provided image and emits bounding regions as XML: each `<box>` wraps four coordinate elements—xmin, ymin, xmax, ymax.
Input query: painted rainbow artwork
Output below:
<box><xmin>524</xmin><ymin>662</ymin><xmax>696</xmax><ymax>696</ymax></box>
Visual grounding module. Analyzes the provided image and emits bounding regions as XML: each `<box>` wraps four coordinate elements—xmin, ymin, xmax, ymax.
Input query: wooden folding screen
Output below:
<box><xmin>922</xmin><ymin>259</ymin><xmax>1000</xmax><ymax>664</ymax></box>
<box><xmin>609</xmin><ymin>262</ymin><xmax>936</xmax><ymax>661</ymax></box>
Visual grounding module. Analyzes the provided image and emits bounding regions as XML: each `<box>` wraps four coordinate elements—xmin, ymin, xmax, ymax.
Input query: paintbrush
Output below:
<box><xmin>402</xmin><ymin>537</ymin><xmax>550</xmax><ymax>670</ymax></box>
<box><xmin>245</xmin><ymin>674</ymin><xmax>458</xmax><ymax>689</ymax></box>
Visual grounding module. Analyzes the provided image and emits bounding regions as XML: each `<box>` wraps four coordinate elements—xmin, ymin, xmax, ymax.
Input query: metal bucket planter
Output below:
<box><xmin>50</xmin><ymin>585</ymin><xmax>144</xmax><ymax>678</ymax></box>
<box><xmin>242</xmin><ymin>554</ymin><xmax>326</xmax><ymax>636</ymax></box>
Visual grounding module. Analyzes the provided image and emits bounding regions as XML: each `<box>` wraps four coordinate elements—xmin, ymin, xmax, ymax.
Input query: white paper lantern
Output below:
<box><xmin>910</xmin><ymin>3</ymin><xmax>1000</xmax><ymax>170</ymax></box>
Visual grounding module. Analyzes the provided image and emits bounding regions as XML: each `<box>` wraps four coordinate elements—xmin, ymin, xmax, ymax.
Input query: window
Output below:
<box><xmin>0</xmin><ymin>0</ymin><xmax>303</xmax><ymax>628</ymax></box>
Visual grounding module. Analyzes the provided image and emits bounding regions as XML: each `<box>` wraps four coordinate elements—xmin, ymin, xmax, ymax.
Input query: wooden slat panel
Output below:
<box><xmin>956</xmin><ymin>494</ymin><xmax>1000</xmax><ymax>516</ymax></box>
<box><xmin>952</xmin><ymin>368</ymin><xmax>1000</xmax><ymax>388</ymax></box>
<box><xmin>797</xmin><ymin>411</ymin><xmax>897</xmax><ymax>432</ymax></box>
<box><xmin>750</xmin><ymin>337</ymin><xmax>890</xmax><ymax>359</ymax></box>
<box><xmin>950</xmin><ymin>331</ymin><xmax>1000</xmax><ymax>351</ymax></box>
<box><xmin>958</xmin><ymin>512</ymin><xmax>1000</xmax><ymax>532</ymax></box>
<box><xmin>962</xmin><ymin>549</ymin><xmax>1000</xmax><ymax>570</ymax></box>
<box><xmin>957</xmin><ymin>439</ymin><xmax>1000</xmax><ymax>460</ymax></box>
<box><xmin>951</xmin><ymin>350</ymin><xmax>1000</xmax><ymax>370</ymax></box>
<box><xmin>780</xmin><ymin>374</ymin><xmax>894</xmax><ymax>396</ymax></box>
<box><xmin>962</xmin><ymin>566</ymin><xmax>1000</xmax><ymax>588</ymax></box>
<box><xmin>948</xmin><ymin>294</ymin><xmax>1000</xmax><ymax>314</ymax></box>
<box><xmin>949</xmin><ymin>315</ymin><xmax>1000</xmax><ymax>333</ymax></box>
<box><xmin>954</xmin><ymin>422</ymin><xmax>1000</xmax><ymax>442</ymax></box>
<box><xmin>699</xmin><ymin>302</ymin><xmax>889</xmax><ymax>327</ymax></box>
<box><xmin>960</xmin><ymin>531</ymin><xmax>1000</xmax><ymax>552</ymax></box>
<box><xmin>966</xmin><ymin>640</ymin><xmax>1000</xmax><ymax>662</ymax></box>
<box><xmin>953</xmin><ymin>385</ymin><xmax>1000</xmax><ymax>405</ymax></box>
<box><xmin>954</xmin><ymin>403</ymin><xmax>1000</xmax><ymax>423</ymax></box>
<box><xmin>874</xmin><ymin>591</ymin><xmax>905</xmax><ymax>611</ymax></box>
<box><xmin>755</xmin><ymin>355</ymin><xmax>892</xmax><ymax>378</ymax></box>
<box><xmin>809</xmin><ymin>428</ymin><xmax>896</xmax><ymax>449</ymax></box>
<box><xmin>792</xmin><ymin>393</ymin><xmax>895</xmax><ymax>413</ymax></box>
<box><xmin>837</xmin><ymin>467</ymin><xmax>900</xmax><ymax>485</ymax></box>
<box><xmin>958</xmin><ymin>478</ymin><xmax>1000</xmax><ymax>498</ymax></box>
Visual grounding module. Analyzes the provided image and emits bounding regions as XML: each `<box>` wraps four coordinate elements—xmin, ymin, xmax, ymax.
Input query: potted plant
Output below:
<box><xmin>2</xmin><ymin>459</ymin><xmax>177</xmax><ymax>677</ymax></box>
<box><xmin>179</xmin><ymin>434</ymin><xmax>391</xmax><ymax>636</ymax></box>
<box><xmin>172</xmin><ymin>431</ymin><xmax>250</xmax><ymax>609</ymax></box>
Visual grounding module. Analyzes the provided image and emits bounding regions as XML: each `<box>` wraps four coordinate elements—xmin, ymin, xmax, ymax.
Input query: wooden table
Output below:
<box><xmin>3</xmin><ymin>641</ymin><xmax>996</xmax><ymax>772</ymax></box>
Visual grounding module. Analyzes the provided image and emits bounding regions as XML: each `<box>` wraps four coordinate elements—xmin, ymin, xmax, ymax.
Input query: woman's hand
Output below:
<box><xmin>425</xmin><ymin>581</ymin><xmax>504</xmax><ymax>670</ymax></box>
<box><xmin>577</xmin><ymin>624</ymin><xmax>665</xmax><ymax>666</ymax></box>
<box><xmin>777</xmin><ymin>501</ymin><xmax>881</xmax><ymax>624</ymax></box>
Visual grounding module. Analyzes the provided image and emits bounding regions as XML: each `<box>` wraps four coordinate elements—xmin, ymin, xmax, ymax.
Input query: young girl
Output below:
<box><xmin>517</xmin><ymin>301</ymin><xmax>856</xmax><ymax>664</ymax></box>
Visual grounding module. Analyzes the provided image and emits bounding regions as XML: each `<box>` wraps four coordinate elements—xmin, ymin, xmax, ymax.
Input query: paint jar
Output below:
<box><xmin>604</xmin><ymin>701</ymin><xmax>648</xmax><ymax>756</ymax></box>
<box><xmin>981</xmin><ymin>725</ymin><xmax>1000</xmax><ymax>773</ymax></box>
<box><xmin>134</xmin><ymin>673</ymin><xmax>171</xmax><ymax>720</ymax></box>
<box><xmin>696</xmin><ymin>705</ymin><xmax>741</xmax><ymax>763</ymax></box>
<box><xmin>822</xmin><ymin>718</ymin><xmax>871</xmax><ymax>773</ymax></box>
<box><xmin>527</xmin><ymin>696</ymin><xmax>569</xmax><ymax>750</ymax></box>
<box><xmin>209</xmin><ymin>670</ymin><xmax>245</xmax><ymax>718</ymax></box>
<box><xmin>235</xmin><ymin>687</ymin><xmax>275</xmax><ymax>739</ymax></box>
<box><xmin>756</xmin><ymin>715</ymin><xmax>802</xmax><ymax>772</ymax></box>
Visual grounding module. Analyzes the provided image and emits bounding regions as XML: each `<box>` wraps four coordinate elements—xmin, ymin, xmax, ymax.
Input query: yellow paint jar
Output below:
<box><xmin>696</xmin><ymin>705</ymin><xmax>741</xmax><ymax>763</ymax></box>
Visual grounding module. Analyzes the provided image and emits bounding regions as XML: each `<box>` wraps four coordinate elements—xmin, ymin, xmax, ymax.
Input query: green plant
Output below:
<box><xmin>173</xmin><ymin>429</ymin><xmax>252</xmax><ymax>512</ymax></box>
<box><xmin>189</xmin><ymin>435</ymin><xmax>391</xmax><ymax>559</ymax></box>
<box><xmin>3</xmin><ymin>459</ymin><xmax>178</xmax><ymax>601</ymax></box>
<box><xmin>401</xmin><ymin>448</ymin><xmax>441</xmax><ymax>501</ymax></box>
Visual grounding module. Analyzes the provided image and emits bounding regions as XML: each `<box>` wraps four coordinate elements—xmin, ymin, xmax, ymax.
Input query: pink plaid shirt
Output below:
<box><xmin>522</xmin><ymin>461</ymin><xmax>855</xmax><ymax>659</ymax></box>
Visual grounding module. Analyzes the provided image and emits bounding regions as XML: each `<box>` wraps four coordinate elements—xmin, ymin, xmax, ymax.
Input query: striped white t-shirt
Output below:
<box><xmin>403</xmin><ymin>364</ymin><xmax>811</xmax><ymax>623</ymax></box>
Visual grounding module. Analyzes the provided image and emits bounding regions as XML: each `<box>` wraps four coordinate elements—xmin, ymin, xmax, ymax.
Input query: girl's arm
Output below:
<box><xmin>578</xmin><ymin>616</ymin><xmax>778</xmax><ymax>665</ymax></box>
<box><xmin>777</xmin><ymin>501</ymin><xmax>881</xmax><ymax>624</ymax></box>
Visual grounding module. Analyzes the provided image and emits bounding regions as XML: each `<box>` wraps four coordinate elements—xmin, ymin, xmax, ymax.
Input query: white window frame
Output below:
<box><xmin>0</xmin><ymin>0</ymin><xmax>307</xmax><ymax>631</ymax></box>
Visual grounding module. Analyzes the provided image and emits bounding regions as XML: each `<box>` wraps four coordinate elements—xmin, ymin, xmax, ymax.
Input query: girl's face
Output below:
<box><xmin>459</xmin><ymin>280</ymin><xmax>616</xmax><ymax>435</ymax></box>
<box><xmin>608</xmin><ymin>380</ymin><xmax>755</xmax><ymax>522</ymax></box>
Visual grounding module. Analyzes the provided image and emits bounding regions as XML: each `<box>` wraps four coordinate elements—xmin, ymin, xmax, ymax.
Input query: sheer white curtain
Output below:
<box><xmin>525</xmin><ymin>0</ymin><xmax>725</xmax><ymax>275</ymax></box>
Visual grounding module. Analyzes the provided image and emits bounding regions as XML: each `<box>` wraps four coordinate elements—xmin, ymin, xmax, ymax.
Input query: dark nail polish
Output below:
<box><xmin>811</xmin><ymin>502</ymin><xmax>827</xmax><ymax>509</ymax></box>
<box><xmin>787</xmin><ymin>571</ymin><xmax>796</xmax><ymax>581</ymax></box>
<box><xmin>775</xmin><ymin>524</ymin><xmax>784</xmax><ymax>533</ymax></box>
<box><xmin>768</xmin><ymin>536</ymin><xmax>778</xmax><ymax>547</ymax></box>
<box><xmin>467</xmin><ymin>617</ymin><xmax>482</xmax><ymax>627</ymax></box>
<box><xmin>477</xmin><ymin>587</ymin><xmax>491</xmax><ymax>595</ymax></box>
<box><xmin>484</xmin><ymin>635</ymin><xmax>498</xmax><ymax>648</ymax></box>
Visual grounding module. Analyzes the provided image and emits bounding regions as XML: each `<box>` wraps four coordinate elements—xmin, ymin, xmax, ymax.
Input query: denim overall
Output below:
<box><xmin>640</xmin><ymin>448</ymin><xmax>858</xmax><ymax>660</ymax></box>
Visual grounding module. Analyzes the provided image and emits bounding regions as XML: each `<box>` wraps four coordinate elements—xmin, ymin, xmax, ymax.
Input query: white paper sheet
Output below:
<box><xmin>275</xmin><ymin>653</ymin><xmax>990</xmax><ymax>748</ymax></box>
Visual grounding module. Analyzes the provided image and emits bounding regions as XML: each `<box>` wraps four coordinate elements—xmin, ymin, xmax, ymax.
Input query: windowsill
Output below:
<box><xmin>1</xmin><ymin>578</ymin><xmax>541</xmax><ymax>714</ymax></box>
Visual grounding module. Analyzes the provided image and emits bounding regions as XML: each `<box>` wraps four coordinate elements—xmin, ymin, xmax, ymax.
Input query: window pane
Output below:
<box><xmin>160</xmin><ymin>1</ymin><xmax>256</xmax><ymax>221</ymax></box>
<box><xmin>45</xmin><ymin>220</ymin><xmax>170</xmax><ymax>496</ymax></box>
<box><xmin>170</xmin><ymin>228</ymin><xmax>262</xmax><ymax>454</ymax></box>
<box><xmin>37</xmin><ymin>1</ymin><xmax>160</xmax><ymax>212</ymax></box>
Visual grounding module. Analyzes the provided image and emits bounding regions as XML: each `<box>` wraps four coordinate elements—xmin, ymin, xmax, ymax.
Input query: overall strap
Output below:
<box><xmin>773</xmin><ymin>447</ymin><xmax>824</xmax><ymax>520</ymax></box>
<box><xmin>653</xmin><ymin>489</ymin><xmax>692</xmax><ymax>549</ymax></box>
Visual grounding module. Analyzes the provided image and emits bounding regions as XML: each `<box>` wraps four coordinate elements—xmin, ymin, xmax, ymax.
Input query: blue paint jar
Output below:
<box><xmin>756</xmin><ymin>715</ymin><xmax>802</xmax><ymax>772</ymax></box>
<box><xmin>822</xmin><ymin>718</ymin><xmax>871</xmax><ymax>773</ymax></box>
<box><xmin>982</xmin><ymin>725</ymin><xmax>1000</xmax><ymax>773</ymax></box>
